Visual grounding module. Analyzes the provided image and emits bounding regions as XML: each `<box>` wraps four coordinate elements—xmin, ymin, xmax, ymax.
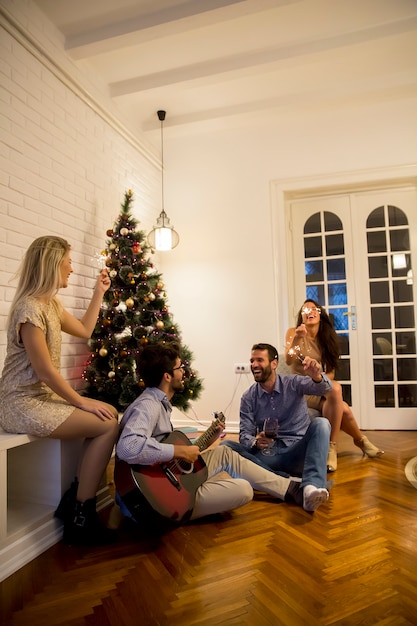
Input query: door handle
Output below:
<box><xmin>343</xmin><ymin>306</ymin><xmax>357</xmax><ymax>330</ymax></box>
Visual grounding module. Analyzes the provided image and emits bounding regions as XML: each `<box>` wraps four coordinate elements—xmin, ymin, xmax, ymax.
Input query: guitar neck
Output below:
<box><xmin>194</xmin><ymin>412</ymin><xmax>225</xmax><ymax>452</ymax></box>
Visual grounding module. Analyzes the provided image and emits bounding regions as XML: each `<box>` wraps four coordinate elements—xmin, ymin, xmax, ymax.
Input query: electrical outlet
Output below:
<box><xmin>234</xmin><ymin>363</ymin><xmax>251</xmax><ymax>374</ymax></box>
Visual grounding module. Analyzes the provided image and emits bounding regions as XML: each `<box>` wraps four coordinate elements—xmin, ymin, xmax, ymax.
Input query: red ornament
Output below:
<box><xmin>106</xmin><ymin>229</ymin><xmax>113</xmax><ymax>237</ymax></box>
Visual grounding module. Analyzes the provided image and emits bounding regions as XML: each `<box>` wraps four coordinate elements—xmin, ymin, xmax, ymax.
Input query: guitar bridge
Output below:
<box><xmin>164</xmin><ymin>466</ymin><xmax>181</xmax><ymax>490</ymax></box>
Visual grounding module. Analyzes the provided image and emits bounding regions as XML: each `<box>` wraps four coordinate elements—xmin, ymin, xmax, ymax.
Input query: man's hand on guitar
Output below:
<box><xmin>205</xmin><ymin>420</ymin><xmax>225</xmax><ymax>448</ymax></box>
<box><xmin>174</xmin><ymin>444</ymin><xmax>200</xmax><ymax>463</ymax></box>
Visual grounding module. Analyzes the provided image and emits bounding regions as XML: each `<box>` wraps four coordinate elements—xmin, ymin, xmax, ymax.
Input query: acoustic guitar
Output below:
<box><xmin>114</xmin><ymin>412</ymin><xmax>225</xmax><ymax>523</ymax></box>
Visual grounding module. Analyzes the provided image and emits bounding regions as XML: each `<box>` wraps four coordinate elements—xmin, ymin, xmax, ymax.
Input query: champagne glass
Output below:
<box><xmin>262</xmin><ymin>417</ymin><xmax>278</xmax><ymax>456</ymax></box>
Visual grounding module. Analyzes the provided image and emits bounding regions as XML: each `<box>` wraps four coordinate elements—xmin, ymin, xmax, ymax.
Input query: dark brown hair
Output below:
<box><xmin>251</xmin><ymin>343</ymin><xmax>279</xmax><ymax>362</ymax></box>
<box><xmin>138</xmin><ymin>342</ymin><xmax>181</xmax><ymax>387</ymax></box>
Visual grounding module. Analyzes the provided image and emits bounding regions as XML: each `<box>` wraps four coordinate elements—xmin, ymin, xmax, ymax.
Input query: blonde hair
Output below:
<box><xmin>9</xmin><ymin>236</ymin><xmax>70</xmax><ymax>323</ymax></box>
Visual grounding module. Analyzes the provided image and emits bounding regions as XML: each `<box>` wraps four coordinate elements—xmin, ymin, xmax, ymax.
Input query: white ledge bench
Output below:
<box><xmin>0</xmin><ymin>428</ymin><xmax>111</xmax><ymax>583</ymax></box>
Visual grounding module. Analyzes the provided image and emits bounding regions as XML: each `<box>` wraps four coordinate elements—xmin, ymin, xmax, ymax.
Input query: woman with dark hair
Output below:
<box><xmin>285</xmin><ymin>299</ymin><xmax>383</xmax><ymax>472</ymax></box>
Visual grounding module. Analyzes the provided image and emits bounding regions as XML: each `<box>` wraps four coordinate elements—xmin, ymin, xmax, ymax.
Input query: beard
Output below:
<box><xmin>172</xmin><ymin>378</ymin><xmax>185</xmax><ymax>393</ymax></box>
<box><xmin>251</xmin><ymin>364</ymin><xmax>272</xmax><ymax>383</ymax></box>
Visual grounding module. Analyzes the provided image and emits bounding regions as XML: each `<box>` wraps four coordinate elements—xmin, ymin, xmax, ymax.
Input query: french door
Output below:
<box><xmin>288</xmin><ymin>186</ymin><xmax>417</xmax><ymax>429</ymax></box>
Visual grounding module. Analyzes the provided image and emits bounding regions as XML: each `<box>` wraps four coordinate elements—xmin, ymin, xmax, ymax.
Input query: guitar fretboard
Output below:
<box><xmin>195</xmin><ymin>412</ymin><xmax>225</xmax><ymax>452</ymax></box>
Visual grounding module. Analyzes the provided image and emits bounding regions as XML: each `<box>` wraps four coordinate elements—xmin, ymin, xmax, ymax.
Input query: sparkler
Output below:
<box><xmin>286</xmin><ymin>345</ymin><xmax>305</xmax><ymax>363</ymax></box>
<box><xmin>92</xmin><ymin>251</ymin><xmax>108</xmax><ymax>270</ymax></box>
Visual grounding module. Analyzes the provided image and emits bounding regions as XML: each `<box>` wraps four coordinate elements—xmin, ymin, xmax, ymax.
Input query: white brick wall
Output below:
<box><xmin>0</xmin><ymin>1</ymin><xmax>160</xmax><ymax>390</ymax></box>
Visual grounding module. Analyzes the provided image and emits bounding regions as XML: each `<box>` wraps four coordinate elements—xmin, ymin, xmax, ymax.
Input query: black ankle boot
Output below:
<box><xmin>63</xmin><ymin>497</ymin><xmax>117</xmax><ymax>546</ymax></box>
<box><xmin>54</xmin><ymin>477</ymin><xmax>79</xmax><ymax>521</ymax></box>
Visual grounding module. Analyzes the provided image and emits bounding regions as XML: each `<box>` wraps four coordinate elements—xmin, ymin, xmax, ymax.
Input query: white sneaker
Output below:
<box><xmin>303</xmin><ymin>485</ymin><xmax>329</xmax><ymax>512</ymax></box>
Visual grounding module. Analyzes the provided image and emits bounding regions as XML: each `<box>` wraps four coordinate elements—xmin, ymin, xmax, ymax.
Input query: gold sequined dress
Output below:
<box><xmin>0</xmin><ymin>297</ymin><xmax>74</xmax><ymax>436</ymax></box>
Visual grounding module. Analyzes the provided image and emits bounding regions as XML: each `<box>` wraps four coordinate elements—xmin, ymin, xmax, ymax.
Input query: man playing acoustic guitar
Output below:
<box><xmin>114</xmin><ymin>342</ymin><xmax>324</xmax><ymax>527</ymax></box>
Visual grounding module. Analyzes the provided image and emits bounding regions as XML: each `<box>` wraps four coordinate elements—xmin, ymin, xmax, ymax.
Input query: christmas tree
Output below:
<box><xmin>83</xmin><ymin>190</ymin><xmax>203</xmax><ymax>412</ymax></box>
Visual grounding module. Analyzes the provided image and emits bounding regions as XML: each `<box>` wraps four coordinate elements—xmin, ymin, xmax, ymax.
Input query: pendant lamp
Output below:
<box><xmin>147</xmin><ymin>110</ymin><xmax>179</xmax><ymax>251</ymax></box>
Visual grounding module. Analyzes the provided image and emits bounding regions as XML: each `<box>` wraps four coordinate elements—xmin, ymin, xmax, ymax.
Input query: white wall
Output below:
<box><xmin>1</xmin><ymin>0</ymin><xmax>417</xmax><ymax>435</ymax></box>
<box><xmin>0</xmin><ymin>1</ymin><xmax>161</xmax><ymax>389</ymax></box>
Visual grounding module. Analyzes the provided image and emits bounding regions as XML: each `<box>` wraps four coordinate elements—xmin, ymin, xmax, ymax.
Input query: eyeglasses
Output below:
<box><xmin>172</xmin><ymin>364</ymin><xmax>185</xmax><ymax>371</ymax></box>
<box><xmin>302</xmin><ymin>306</ymin><xmax>321</xmax><ymax>315</ymax></box>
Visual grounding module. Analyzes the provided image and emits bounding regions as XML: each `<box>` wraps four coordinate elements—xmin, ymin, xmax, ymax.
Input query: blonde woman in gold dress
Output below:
<box><xmin>0</xmin><ymin>236</ymin><xmax>119</xmax><ymax>545</ymax></box>
<box><xmin>285</xmin><ymin>299</ymin><xmax>383</xmax><ymax>472</ymax></box>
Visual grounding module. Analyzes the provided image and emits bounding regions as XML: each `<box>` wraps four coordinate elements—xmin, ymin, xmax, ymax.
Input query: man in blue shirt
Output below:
<box><xmin>222</xmin><ymin>343</ymin><xmax>331</xmax><ymax>511</ymax></box>
<box><xmin>115</xmin><ymin>342</ymin><xmax>327</xmax><ymax>526</ymax></box>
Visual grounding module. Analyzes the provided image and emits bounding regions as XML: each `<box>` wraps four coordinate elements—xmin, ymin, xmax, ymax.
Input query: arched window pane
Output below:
<box><xmin>324</xmin><ymin>211</ymin><xmax>342</xmax><ymax>231</ymax></box>
<box><xmin>388</xmin><ymin>205</ymin><xmax>408</xmax><ymax>226</ymax></box>
<box><xmin>367</xmin><ymin>206</ymin><xmax>385</xmax><ymax>228</ymax></box>
<box><xmin>304</xmin><ymin>213</ymin><xmax>321</xmax><ymax>234</ymax></box>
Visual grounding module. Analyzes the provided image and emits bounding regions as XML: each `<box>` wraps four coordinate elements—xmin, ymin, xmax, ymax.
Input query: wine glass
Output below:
<box><xmin>262</xmin><ymin>417</ymin><xmax>278</xmax><ymax>456</ymax></box>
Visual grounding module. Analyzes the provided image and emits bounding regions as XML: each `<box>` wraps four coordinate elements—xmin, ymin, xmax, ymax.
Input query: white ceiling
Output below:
<box><xmin>33</xmin><ymin>0</ymin><xmax>417</xmax><ymax>137</ymax></box>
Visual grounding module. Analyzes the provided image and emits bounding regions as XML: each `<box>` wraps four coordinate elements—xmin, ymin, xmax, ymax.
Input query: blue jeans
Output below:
<box><xmin>221</xmin><ymin>417</ymin><xmax>330</xmax><ymax>489</ymax></box>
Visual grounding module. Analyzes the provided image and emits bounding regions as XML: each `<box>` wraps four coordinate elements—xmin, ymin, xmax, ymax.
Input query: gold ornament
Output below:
<box><xmin>120</xmin><ymin>227</ymin><xmax>129</xmax><ymax>236</ymax></box>
<box><xmin>108</xmin><ymin>371</ymin><xmax>116</xmax><ymax>379</ymax></box>
<box><xmin>155</xmin><ymin>320</ymin><xmax>164</xmax><ymax>330</ymax></box>
<box><xmin>99</xmin><ymin>347</ymin><xmax>108</xmax><ymax>357</ymax></box>
<box><xmin>125</xmin><ymin>298</ymin><xmax>134</xmax><ymax>308</ymax></box>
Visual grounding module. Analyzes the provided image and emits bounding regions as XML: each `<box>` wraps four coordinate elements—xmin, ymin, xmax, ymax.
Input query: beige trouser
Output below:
<box><xmin>190</xmin><ymin>444</ymin><xmax>290</xmax><ymax>520</ymax></box>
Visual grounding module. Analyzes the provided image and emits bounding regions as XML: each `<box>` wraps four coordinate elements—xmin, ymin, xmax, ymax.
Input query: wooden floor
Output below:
<box><xmin>1</xmin><ymin>430</ymin><xmax>417</xmax><ymax>626</ymax></box>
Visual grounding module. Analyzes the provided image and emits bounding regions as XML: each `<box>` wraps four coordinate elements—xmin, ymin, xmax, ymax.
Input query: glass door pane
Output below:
<box><xmin>303</xmin><ymin>210</ymin><xmax>351</xmax><ymax>404</ymax></box>
<box><xmin>367</xmin><ymin>204</ymin><xmax>417</xmax><ymax>408</ymax></box>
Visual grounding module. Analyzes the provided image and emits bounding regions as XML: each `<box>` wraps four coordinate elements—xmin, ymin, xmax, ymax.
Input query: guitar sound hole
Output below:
<box><xmin>178</xmin><ymin>460</ymin><xmax>193</xmax><ymax>473</ymax></box>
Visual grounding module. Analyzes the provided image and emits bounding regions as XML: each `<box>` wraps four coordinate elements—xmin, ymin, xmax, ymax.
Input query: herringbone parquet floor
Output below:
<box><xmin>1</xmin><ymin>430</ymin><xmax>417</xmax><ymax>626</ymax></box>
